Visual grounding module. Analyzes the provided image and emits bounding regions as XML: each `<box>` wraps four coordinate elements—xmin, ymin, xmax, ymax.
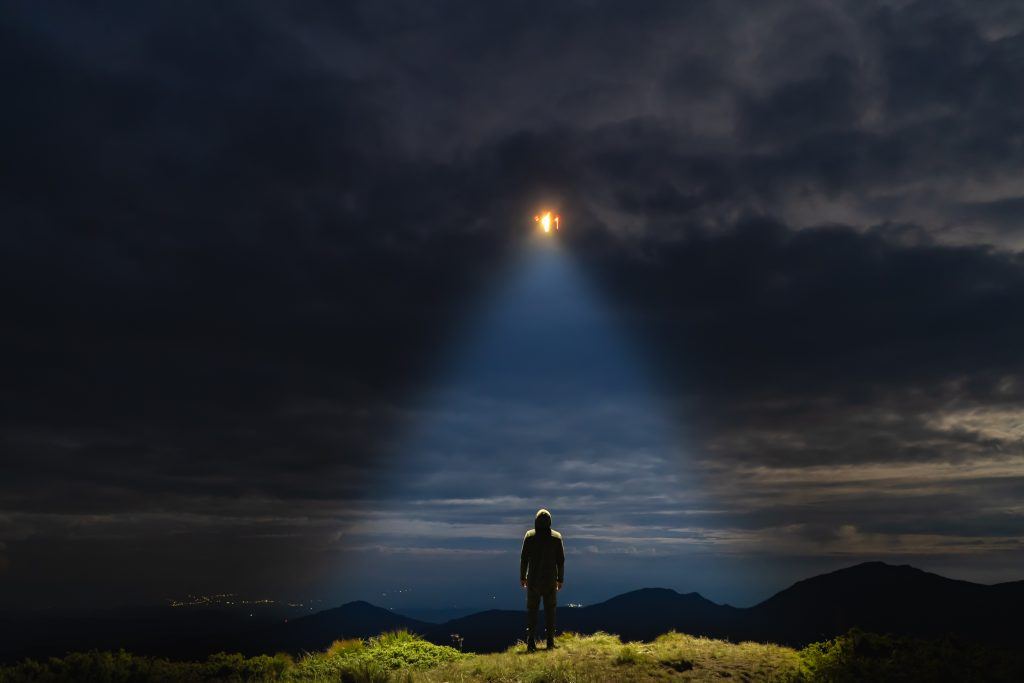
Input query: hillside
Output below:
<box><xmin>4</xmin><ymin>628</ymin><xmax>1023</xmax><ymax>682</ymax></box>
<box><xmin>419</xmin><ymin>630</ymin><xmax>800</xmax><ymax>682</ymax></box>
<box><xmin>742</xmin><ymin>561</ymin><xmax>1024</xmax><ymax>644</ymax></box>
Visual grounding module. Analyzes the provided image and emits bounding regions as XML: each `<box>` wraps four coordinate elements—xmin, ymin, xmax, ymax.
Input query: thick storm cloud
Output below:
<box><xmin>2</xmin><ymin>0</ymin><xmax>1024</xmax><ymax>607</ymax></box>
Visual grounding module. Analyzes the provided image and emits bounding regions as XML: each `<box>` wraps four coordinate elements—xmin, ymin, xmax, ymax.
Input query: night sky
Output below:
<box><xmin>3</xmin><ymin>1</ymin><xmax>1024</xmax><ymax>612</ymax></box>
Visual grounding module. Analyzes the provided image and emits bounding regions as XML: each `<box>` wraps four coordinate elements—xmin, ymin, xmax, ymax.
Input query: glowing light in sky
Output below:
<box><xmin>534</xmin><ymin>211</ymin><xmax>560</xmax><ymax>234</ymax></box>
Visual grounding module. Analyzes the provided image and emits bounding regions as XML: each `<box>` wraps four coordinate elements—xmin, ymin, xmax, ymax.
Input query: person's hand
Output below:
<box><xmin>520</xmin><ymin>579</ymin><xmax>528</xmax><ymax>588</ymax></box>
<box><xmin>556</xmin><ymin>581</ymin><xmax>563</xmax><ymax>591</ymax></box>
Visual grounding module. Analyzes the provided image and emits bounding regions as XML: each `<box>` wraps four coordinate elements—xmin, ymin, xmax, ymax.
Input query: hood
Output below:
<box><xmin>535</xmin><ymin>509</ymin><xmax>552</xmax><ymax>534</ymax></box>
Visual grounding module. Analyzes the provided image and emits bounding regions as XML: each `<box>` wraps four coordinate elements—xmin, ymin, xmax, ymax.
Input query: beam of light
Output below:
<box><xmin>330</xmin><ymin>233</ymin><xmax>717</xmax><ymax>612</ymax></box>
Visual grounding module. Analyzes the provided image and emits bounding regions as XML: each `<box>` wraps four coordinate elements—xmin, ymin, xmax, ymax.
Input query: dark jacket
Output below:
<box><xmin>520</xmin><ymin>509</ymin><xmax>565</xmax><ymax>590</ymax></box>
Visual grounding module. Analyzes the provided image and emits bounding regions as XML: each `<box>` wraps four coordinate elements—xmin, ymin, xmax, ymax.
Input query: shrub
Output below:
<box><xmin>362</xmin><ymin>631</ymin><xmax>464</xmax><ymax>671</ymax></box>
<box><xmin>288</xmin><ymin>630</ymin><xmax>463</xmax><ymax>681</ymax></box>
<box><xmin>799</xmin><ymin>629</ymin><xmax>1024</xmax><ymax>683</ymax></box>
<box><xmin>327</xmin><ymin>639</ymin><xmax>365</xmax><ymax>658</ymax></box>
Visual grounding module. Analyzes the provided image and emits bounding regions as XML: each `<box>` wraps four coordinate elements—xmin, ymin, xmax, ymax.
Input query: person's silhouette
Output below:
<box><xmin>519</xmin><ymin>508</ymin><xmax>565</xmax><ymax>651</ymax></box>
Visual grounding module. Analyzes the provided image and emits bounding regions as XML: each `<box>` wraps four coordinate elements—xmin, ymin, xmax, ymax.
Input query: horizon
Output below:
<box><xmin>4</xmin><ymin>1</ymin><xmax>1024</xmax><ymax>619</ymax></box>
<box><xmin>9</xmin><ymin>559</ymin><xmax>1020</xmax><ymax>619</ymax></box>
<box><xmin>327</xmin><ymin>560</ymin><xmax>1024</xmax><ymax>618</ymax></box>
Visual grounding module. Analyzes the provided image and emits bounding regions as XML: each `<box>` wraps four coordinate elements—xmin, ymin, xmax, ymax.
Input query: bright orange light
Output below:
<box><xmin>534</xmin><ymin>211</ymin><xmax>560</xmax><ymax>235</ymax></box>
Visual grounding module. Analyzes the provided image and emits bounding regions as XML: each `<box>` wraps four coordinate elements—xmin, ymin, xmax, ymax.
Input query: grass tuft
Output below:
<box><xmin>327</xmin><ymin>638</ymin><xmax>365</xmax><ymax>657</ymax></box>
<box><xmin>368</xmin><ymin>629</ymin><xmax>421</xmax><ymax>648</ymax></box>
<box><xmin>613</xmin><ymin>644</ymin><xmax>644</xmax><ymax>665</ymax></box>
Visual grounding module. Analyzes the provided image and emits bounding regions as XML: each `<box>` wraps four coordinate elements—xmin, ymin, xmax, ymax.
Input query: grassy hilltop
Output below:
<box><xmin>3</xmin><ymin>628</ymin><xmax>1023</xmax><ymax>682</ymax></box>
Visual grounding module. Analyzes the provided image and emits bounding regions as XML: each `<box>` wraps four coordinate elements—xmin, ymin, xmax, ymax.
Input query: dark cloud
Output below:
<box><xmin>2</xmin><ymin>0</ymin><xmax>1024</xmax><ymax>607</ymax></box>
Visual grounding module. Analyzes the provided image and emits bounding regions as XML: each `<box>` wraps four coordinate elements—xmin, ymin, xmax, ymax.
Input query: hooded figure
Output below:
<box><xmin>519</xmin><ymin>508</ymin><xmax>565</xmax><ymax>650</ymax></box>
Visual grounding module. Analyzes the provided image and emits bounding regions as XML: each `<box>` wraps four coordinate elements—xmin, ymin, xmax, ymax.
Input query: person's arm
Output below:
<box><xmin>520</xmin><ymin>534</ymin><xmax>530</xmax><ymax>587</ymax></box>
<box><xmin>555</xmin><ymin>536</ymin><xmax>565</xmax><ymax>588</ymax></box>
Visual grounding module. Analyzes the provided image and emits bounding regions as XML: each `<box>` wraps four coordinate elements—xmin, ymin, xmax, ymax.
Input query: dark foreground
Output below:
<box><xmin>2</xmin><ymin>628</ymin><xmax>1024</xmax><ymax>682</ymax></box>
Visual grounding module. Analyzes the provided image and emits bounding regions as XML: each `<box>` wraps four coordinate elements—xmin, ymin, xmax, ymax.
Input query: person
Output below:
<box><xmin>519</xmin><ymin>508</ymin><xmax>565</xmax><ymax>651</ymax></box>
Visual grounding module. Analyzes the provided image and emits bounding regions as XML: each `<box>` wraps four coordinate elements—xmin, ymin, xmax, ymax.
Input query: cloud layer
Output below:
<box><xmin>2</xmin><ymin>0</ymin><xmax>1024</xmax><ymax>607</ymax></box>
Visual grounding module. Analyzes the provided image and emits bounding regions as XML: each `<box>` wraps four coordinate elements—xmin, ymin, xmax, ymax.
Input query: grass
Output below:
<box><xmin>798</xmin><ymin>628</ymin><xmax>1024</xmax><ymax>682</ymax></box>
<box><xmin>416</xmin><ymin>631</ymin><xmax>801</xmax><ymax>682</ymax></box>
<box><xmin>3</xmin><ymin>628</ymin><xmax>1023</xmax><ymax>682</ymax></box>
<box><xmin>0</xmin><ymin>630</ymin><xmax>465</xmax><ymax>683</ymax></box>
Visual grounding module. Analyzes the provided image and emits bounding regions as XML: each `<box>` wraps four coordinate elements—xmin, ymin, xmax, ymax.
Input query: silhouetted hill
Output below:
<box><xmin>0</xmin><ymin>607</ymin><xmax>274</xmax><ymax>662</ymax></box>
<box><xmin>0</xmin><ymin>601</ymin><xmax>430</xmax><ymax>663</ymax></box>
<box><xmin>561</xmin><ymin>588</ymin><xmax>738</xmax><ymax>642</ymax></box>
<box><xmin>424</xmin><ymin>608</ymin><xmax>523</xmax><ymax>652</ymax></box>
<box><xmin>742</xmin><ymin>561</ymin><xmax>1024</xmax><ymax>645</ymax></box>
<box><xmin>238</xmin><ymin>600</ymin><xmax>432</xmax><ymax>654</ymax></box>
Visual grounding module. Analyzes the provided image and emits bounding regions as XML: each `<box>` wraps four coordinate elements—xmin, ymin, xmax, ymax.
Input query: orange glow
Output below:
<box><xmin>534</xmin><ymin>211</ymin><xmax>560</xmax><ymax>234</ymax></box>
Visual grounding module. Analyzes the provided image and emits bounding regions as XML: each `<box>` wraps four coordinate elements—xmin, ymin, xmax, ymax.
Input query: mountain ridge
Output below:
<box><xmin>262</xmin><ymin>561</ymin><xmax>1024</xmax><ymax>653</ymax></box>
<box><xmin>3</xmin><ymin>561</ymin><xmax>1022</xmax><ymax>660</ymax></box>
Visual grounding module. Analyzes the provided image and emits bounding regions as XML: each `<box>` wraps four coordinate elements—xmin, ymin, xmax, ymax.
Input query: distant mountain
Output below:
<box><xmin>560</xmin><ymin>588</ymin><xmax>738</xmax><ymax>643</ymax></box>
<box><xmin>415</xmin><ymin>587</ymin><xmax>737</xmax><ymax>652</ymax></box>
<box><xmin>397</xmin><ymin>606</ymin><xmax>483</xmax><ymax>623</ymax></box>
<box><xmin>740</xmin><ymin>561</ymin><xmax>1024</xmax><ymax>645</ymax></box>
<box><xmin>0</xmin><ymin>601</ymin><xmax>429</xmax><ymax>662</ymax></box>
<box><xmin>424</xmin><ymin>608</ymin><xmax>523</xmax><ymax>652</ymax></box>
<box><xmin>416</xmin><ymin>562</ymin><xmax>1024</xmax><ymax>651</ymax></box>
<box><xmin>3</xmin><ymin>562</ymin><xmax>1023</xmax><ymax>660</ymax></box>
<box><xmin>237</xmin><ymin>601</ymin><xmax>432</xmax><ymax>654</ymax></box>
<box><xmin>0</xmin><ymin>607</ymin><xmax>275</xmax><ymax>662</ymax></box>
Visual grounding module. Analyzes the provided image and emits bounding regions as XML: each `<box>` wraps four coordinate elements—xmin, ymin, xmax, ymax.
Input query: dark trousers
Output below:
<box><xmin>526</xmin><ymin>585</ymin><xmax>557</xmax><ymax>642</ymax></box>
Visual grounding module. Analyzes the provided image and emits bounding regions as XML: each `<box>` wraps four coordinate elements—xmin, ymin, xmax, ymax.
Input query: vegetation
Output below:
<box><xmin>3</xmin><ymin>628</ymin><xmax>1023</xmax><ymax>682</ymax></box>
<box><xmin>799</xmin><ymin>628</ymin><xmax>1024</xmax><ymax>682</ymax></box>
<box><xmin>415</xmin><ymin>630</ymin><xmax>800</xmax><ymax>682</ymax></box>
<box><xmin>0</xmin><ymin>630</ymin><xmax>464</xmax><ymax>683</ymax></box>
